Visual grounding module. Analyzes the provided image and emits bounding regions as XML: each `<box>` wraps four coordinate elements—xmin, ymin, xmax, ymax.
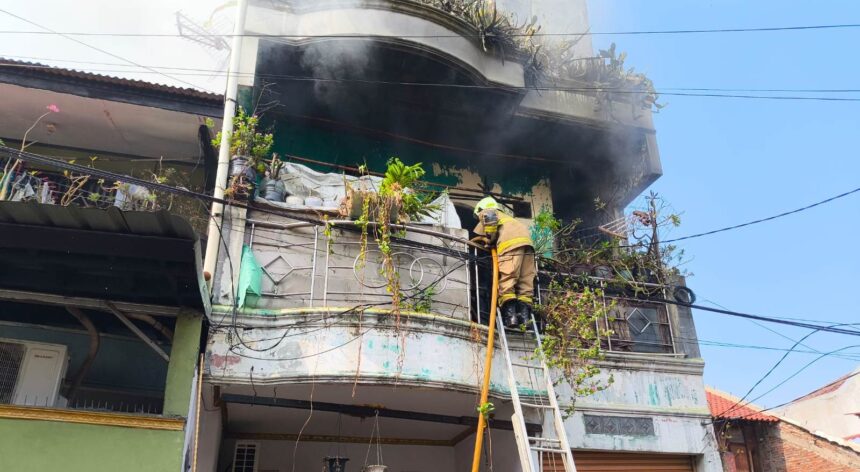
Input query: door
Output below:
<box><xmin>543</xmin><ymin>451</ymin><xmax>695</xmax><ymax>472</ymax></box>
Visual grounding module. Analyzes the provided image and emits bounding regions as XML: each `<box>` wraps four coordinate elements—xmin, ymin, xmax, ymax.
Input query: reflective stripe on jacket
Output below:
<box><xmin>474</xmin><ymin>209</ymin><xmax>533</xmax><ymax>254</ymax></box>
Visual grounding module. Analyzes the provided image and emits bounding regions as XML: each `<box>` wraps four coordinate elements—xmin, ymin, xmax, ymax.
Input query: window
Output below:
<box><xmin>606</xmin><ymin>302</ymin><xmax>674</xmax><ymax>353</ymax></box>
<box><xmin>233</xmin><ymin>443</ymin><xmax>258</xmax><ymax>472</ymax></box>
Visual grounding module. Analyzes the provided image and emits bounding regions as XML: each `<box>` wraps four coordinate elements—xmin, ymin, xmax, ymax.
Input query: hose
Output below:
<box><xmin>472</xmin><ymin>247</ymin><xmax>499</xmax><ymax>472</ymax></box>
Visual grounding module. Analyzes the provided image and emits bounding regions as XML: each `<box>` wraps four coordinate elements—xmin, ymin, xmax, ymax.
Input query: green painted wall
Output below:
<box><xmin>163</xmin><ymin>313</ymin><xmax>203</xmax><ymax>416</ymax></box>
<box><xmin>267</xmin><ymin>118</ymin><xmax>551</xmax><ymax>196</ymax></box>
<box><xmin>0</xmin><ymin>419</ymin><xmax>184</xmax><ymax>471</ymax></box>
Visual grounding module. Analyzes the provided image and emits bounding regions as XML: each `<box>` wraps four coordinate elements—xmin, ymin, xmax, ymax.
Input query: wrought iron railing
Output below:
<box><xmin>245</xmin><ymin>216</ymin><xmax>680</xmax><ymax>354</ymax></box>
<box><xmin>246</xmin><ymin>218</ymin><xmax>474</xmax><ymax>321</ymax></box>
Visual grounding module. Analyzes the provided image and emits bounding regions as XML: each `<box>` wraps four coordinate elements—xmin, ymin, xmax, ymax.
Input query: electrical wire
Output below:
<box><xmin>2</xmin><ymin>23</ymin><xmax>860</xmax><ymax>38</ymax></box>
<box><xmin>712</xmin><ymin>320</ymin><xmax>860</xmax><ymax>419</ymax></box>
<box><xmin>4</xmin><ymin>60</ymin><xmax>860</xmax><ymax>102</ymax></box>
<box><xmin>719</xmin><ymin>358</ymin><xmax>860</xmax><ymax>424</ymax></box>
<box><xmin>0</xmin><ymin>8</ymin><xmax>216</xmax><ymax>94</ymax></box>
<box><xmin>8</xmin><ymin>147</ymin><xmax>860</xmax><ymax>341</ymax></box>
<box><xmin>659</xmin><ymin>185</ymin><xmax>860</xmax><ymax>244</ymax></box>
<box><xmin>5</xmin><ymin>53</ymin><xmax>860</xmax><ymax>94</ymax></box>
<box><xmin>700</xmin><ymin>299</ymin><xmax>855</xmax><ymax>359</ymax></box>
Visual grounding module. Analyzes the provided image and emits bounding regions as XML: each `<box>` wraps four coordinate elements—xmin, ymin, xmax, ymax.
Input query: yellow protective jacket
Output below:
<box><xmin>474</xmin><ymin>208</ymin><xmax>533</xmax><ymax>255</ymax></box>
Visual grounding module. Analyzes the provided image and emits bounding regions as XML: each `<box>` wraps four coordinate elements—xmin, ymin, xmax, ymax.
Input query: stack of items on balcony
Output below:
<box><xmin>255</xmin><ymin>161</ymin><xmax>461</xmax><ymax>228</ymax></box>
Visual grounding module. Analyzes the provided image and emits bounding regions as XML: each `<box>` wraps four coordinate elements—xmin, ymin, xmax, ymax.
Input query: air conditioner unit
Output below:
<box><xmin>0</xmin><ymin>339</ymin><xmax>69</xmax><ymax>407</ymax></box>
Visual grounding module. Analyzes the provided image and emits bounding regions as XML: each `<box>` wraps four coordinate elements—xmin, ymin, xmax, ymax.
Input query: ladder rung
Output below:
<box><xmin>512</xmin><ymin>361</ymin><xmax>543</xmax><ymax>369</ymax></box>
<box><xmin>520</xmin><ymin>401</ymin><xmax>554</xmax><ymax>409</ymax></box>
<box><xmin>530</xmin><ymin>446</ymin><xmax>567</xmax><ymax>453</ymax></box>
<box><xmin>528</xmin><ymin>437</ymin><xmax>560</xmax><ymax>444</ymax></box>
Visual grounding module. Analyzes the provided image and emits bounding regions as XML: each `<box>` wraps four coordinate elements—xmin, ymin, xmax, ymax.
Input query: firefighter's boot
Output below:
<box><xmin>501</xmin><ymin>300</ymin><xmax>520</xmax><ymax>329</ymax></box>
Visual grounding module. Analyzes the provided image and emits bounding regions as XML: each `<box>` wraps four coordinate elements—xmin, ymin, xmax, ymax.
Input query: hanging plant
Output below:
<box><xmin>346</xmin><ymin>158</ymin><xmax>440</xmax><ymax>317</ymax></box>
<box><xmin>536</xmin><ymin>281</ymin><xmax>614</xmax><ymax>417</ymax></box>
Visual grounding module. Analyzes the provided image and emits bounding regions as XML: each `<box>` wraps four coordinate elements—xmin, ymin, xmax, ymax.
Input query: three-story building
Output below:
<box><xmin>199</xmin><ymin>1</ymin><xmax>720</xmax><ymax>471</ymax></box>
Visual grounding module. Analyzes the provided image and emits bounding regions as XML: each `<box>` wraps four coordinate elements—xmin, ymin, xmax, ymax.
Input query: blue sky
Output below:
<box><xmin>588</xmin><ymin>0</ymin><xmax>860</xmax><ymax>407</ymax></box>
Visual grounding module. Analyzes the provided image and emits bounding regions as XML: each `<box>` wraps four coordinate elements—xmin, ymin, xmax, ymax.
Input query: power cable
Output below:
<box><xmin>742</xmin><ymin>344</ymin><xmax>860</xmax><ymax>407</ymax></box>
<box><xmin>724</xmin><ymin>358</ymin><xmax>860</xmax><ymax>423</ymax></box>
<box><xmin>0</xmin><ymin>8</ymin><xmax>216</xmax><ymax>93</ymax></box>
<box><xmin>2</xmin><ymin>23</ymin><xmax>860</xmax><ymax>38</ymax></box>
<box><xmin>4</xmin><ymin>61</ymin><xmax>860</xmax><ymax>102</ymax></box>
<box><xmin>638</xmin><ymin>184</ymin><xmax>860</xmax><ymax>245</ymax></box>
<box><xmin>4</xmin><ymin>56</ymin><xmax>860</xmax><ymax>95</ymax></box>
<box><xmin>713</xmin><ymin>320</ymin><xmax>860</xmax><ymax>419</ymax></box>
<box><xmin>701</xmin><ymin>299</ymin><xmax>849</xmax><ymax>358</ymax></box>
<box><xmin>0</xmin><ymin>51</ymin><xmax>846</xmax><ymax>94</ymax></box>
<box><xmin>8</xmin><ymin>146</ymin><xmax>860</xmax><ymax>339</ymax></box>
<box><xmin>612</xmin><ymin>296</ymin><xmax>860</xmax><ymax>336</ymax></box>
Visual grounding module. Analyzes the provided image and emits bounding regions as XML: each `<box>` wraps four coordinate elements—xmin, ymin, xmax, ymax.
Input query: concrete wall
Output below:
<box><xmin>775</xmin><ymin>367</ymin><xmax>860</xmax><ymax>442</ymax></box>
<box><xmin>196</xmin><ymin>386</ymin><xmax>224</xmax><ymax>472</ymax></box>
<box><xmin>0</xmin><ymin>419</ymin><xmax>185</xmax><ymax>471</ymax></box>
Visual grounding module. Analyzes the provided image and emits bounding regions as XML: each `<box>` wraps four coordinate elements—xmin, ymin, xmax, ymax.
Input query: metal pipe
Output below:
<box><xmin>202</xmin><ymin>0</ymin><xmax>250</xmax><ymax>291</ymax></box>
<box><xmin>64</xmin><ymin>307</ymin><xmax>100</xmax><ymax>402</ymax></box>
<box><xmin>125</xmin><ymin>313</ymin><xmax>174</xmax><ymax>342</ymax></box>
<box><xmin>106</xmin><ymin>302</ymin><xmax>170</xmax><ymax>362</ymax></box>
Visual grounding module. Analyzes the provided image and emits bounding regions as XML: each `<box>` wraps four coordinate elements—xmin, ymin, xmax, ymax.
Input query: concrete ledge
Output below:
<box><xmin>0</xmin><ymin>404</ymin><xmax>185</xmax><ymax>431</ymax></box>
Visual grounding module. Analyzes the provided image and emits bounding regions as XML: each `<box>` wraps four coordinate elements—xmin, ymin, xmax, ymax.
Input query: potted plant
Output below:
<box><xmin>260</xmin><ymin>153</ymin><xmax>286</xmax><ymax>201</ymax></box>
<box><xmin>211</xmin><ymin>107</ymin><xmax>274</xmax><ymax>200</ymax></box>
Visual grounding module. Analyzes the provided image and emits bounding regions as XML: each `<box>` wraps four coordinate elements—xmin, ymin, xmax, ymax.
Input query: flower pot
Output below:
<box><xmin>362</xmin><ymin>466</ymin><xmax>387</xmax><ymax>472</ymax></box>
<box><xmin>230</xmin><ymin>156</ymin><xmax>251</xmax><ymax>177</ymax></box>
<box><xmin>324</xmin><ymin>457</ymin><xmax>349</xmax><ymax>472</ymax></box>
<box><xmin>261</xmin><ymin>178</ymin><xmax>286</xmax><ymax>201</ymax></box>
<box><xmin>592</xmin><ymin>265</ymin><xmax>613</xmax><ymax>279</ymax></box>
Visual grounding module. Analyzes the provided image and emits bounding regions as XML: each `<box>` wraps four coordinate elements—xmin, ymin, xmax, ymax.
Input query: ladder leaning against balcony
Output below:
<box><xmin>496</xmin><ymin>308</ymin><xmax>577</xmax><ymax>472</ymax></box>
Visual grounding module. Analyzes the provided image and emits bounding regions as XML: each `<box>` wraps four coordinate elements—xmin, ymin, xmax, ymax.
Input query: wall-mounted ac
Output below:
<box><xmin>0</xmin><ymin>339</ymin><xmax>69</xmax><ymax>407</ymax></box>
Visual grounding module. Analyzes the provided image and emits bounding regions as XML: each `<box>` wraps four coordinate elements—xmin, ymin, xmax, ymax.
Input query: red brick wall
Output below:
<box><xmin>753</xmin><ymin>421</ymin><xmax>860</xmax><ymax>472</ymax></box>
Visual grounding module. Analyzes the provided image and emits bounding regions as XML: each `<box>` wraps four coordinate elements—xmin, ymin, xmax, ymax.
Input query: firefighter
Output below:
<box><xmin>471</xmin><ymin>196</ymin><xmax>536</xmax><ymax>329</ymax></box>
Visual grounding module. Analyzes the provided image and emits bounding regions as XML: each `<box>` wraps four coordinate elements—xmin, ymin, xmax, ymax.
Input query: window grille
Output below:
<box><xmin>233</xmin><ymin>442</ymin><xmax>258</xmax><ymax>472</ymax></box>
<box><xmin>0</xmin><ymin>342</ymin><xmax>25</xmax><ymax>404</ymax></box>
<box><xmin>606</xmin><ymin>302</ymin><xmax>674</xmax><ymax>354</ymax></box>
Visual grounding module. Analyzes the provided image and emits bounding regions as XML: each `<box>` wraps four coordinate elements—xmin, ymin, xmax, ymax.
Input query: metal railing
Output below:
<box><xmin>245</xmin><ymin>215</ymin><xmax>680</xmax><ymax>354</ymax></box>
<box><xmin>246</xmin><ymin>218</ymin><xmax>475</xmax><ymax>321</ymax></box>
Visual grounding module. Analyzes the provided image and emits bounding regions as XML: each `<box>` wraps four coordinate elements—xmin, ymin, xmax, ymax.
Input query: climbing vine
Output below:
<box><xmin>536</xmin><ymin>281</ymin><xmax>614</xmax><ymax>417</ymax></box>
<box><xmin>348</xmin><ymin>158</ymin><xmax>440</xmax><ymax>317</ymax></box>
<box><xmin>531</xmin><ymin>193</ymin><xmax>687</xmax><ymax>414</ymax></box>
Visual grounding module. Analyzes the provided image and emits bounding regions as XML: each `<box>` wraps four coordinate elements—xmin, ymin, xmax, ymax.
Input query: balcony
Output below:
<box><xmin>208</xmin><ymin>207</ymin><xmax>699</xmax><ymax>394</ymax></box>
<box><xmin>203</xmin><ymin>205</ymin><xmax>712</xmax><ymax>470</ymax></box>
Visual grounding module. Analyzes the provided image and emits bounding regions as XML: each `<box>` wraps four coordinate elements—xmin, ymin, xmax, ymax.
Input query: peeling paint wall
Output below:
<box><xmin>564</xmin><ymin>412</ymin><xmax>722</xmax><ymax>470</ymax></box>
<box><xmin>207</xmin><ymin>312</ymin><xmax>709</xmax><ymax>415</ymax></box>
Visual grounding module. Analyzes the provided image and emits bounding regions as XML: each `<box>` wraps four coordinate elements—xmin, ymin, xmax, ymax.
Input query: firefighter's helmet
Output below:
<box><xmin>474</xmin><ymin>196</ymin><xmax>499</xmax><ymax>215</ymax></box>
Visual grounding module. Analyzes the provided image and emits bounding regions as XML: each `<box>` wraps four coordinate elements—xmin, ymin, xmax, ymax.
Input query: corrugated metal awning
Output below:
<box><xmin>0</xmin><ymin>202</ymin><xmax>207</xmax><ymax>311</ymax></box>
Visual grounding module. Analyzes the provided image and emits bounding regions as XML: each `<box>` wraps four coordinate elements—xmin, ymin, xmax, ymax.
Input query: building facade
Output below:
<box><xmin>707</xmin><ymin>388</ymin><xmax>860</xmax><ymax>472</ymax></box>
<box><xmin>0</xmin><ymin>63</ymin><xmax>220</xmax><ymax>471</ymax></box>
<box><xmin>199</xmin><ymin>1</ymin><xmax>720</xmax><ymax>471</ymax></box>
<box><xmin>775</xmin><ymin>366</ymin><xmax>860</xmax><ymax>446</ymax></box>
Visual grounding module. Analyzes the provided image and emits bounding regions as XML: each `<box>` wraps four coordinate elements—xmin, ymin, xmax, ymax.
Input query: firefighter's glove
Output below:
<box><xmin>470</xmin><ymin>236</ymin><xmax>491</xmax><ymax>249</ymax></box>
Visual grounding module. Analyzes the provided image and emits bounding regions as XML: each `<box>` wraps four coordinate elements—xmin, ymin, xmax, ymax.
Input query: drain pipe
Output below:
<box><xmin>65</xmin><ymin>307</ymin><xmax>100</xmax><ymax>402</ymax></box>
<box><xmin>202</xmin><ymin>0</ymin><xmax>250</xmax><ymax>292</ymax></box>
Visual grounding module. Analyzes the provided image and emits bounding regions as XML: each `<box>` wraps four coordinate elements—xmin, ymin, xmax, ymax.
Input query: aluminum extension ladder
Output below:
<box><xmin>495</xmin><ymin>310</ymin><xmax>577</xmax><ymax>472</ymax></box>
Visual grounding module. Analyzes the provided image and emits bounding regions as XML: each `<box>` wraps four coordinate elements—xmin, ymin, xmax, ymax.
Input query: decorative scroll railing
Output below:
<box><xmin>245</xmin><ymin>214</ymin><xmax>678</xmax><ymax>354</ymax></box>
